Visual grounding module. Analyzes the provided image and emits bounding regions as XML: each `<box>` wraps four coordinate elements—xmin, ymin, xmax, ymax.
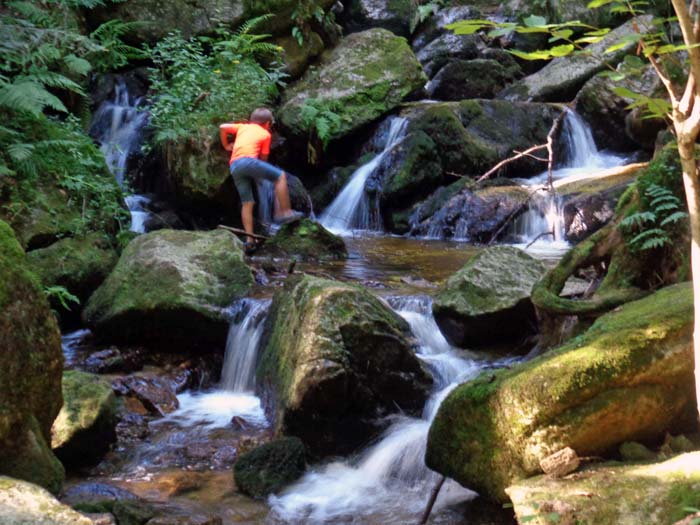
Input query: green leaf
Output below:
<box><xmin>597</xmin><ymin>70</ymin><xmax>626</xmax><ymax>81</ymax></box>
<box><xmin>508</xmin><ymin>49</ymin><xmax>554</xmax><ymax>61</ymax></box>
<box><xmin>550</xmin><ymin>29</ymin><xmax>574</xmax><ymax>42</ymax></box>
<box><xmin>612</xmin><ymin>86</ymin><xmax>641</xmax><ymax>99</ymax></box>
<box><xmin>63</xmin><ymin>54</ymin><xmax>92</xmax><ymax>76</ymax></box>
<box><xmin>587</xmin><ymin>0</ymin><xmax>614</xmax><ymax>7</ymax></box>
<box><xmin>523</xmin><ymin>15</ymin><xmax>547</xmax><ymax>27</ymax></box>
<box><xmin>446</xmin><ymin>20</ymin><xmax>494</xmax><ymax>35</ymax></box>
<box><xmin>660</xmin><ymin>211</ymin><xmax>688</xmax><ymax>226</ymax></box>
<box><xmin>550</xmin><ymin>44</ymin><xmax>575</xmax><ymax>57</ymax></box>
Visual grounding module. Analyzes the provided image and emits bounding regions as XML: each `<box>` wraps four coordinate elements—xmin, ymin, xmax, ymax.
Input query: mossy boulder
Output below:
<box><xmin>0</xmin><ymin>476</ymin><xmax>93</xmax><ymax>525</ymax></box>
<box><xmin>258</xmin><ymin>218</ymin><xmax>347</xmax><ymax>261</ymax></box>
<box><xmin>433</xmin><ymin>246</ymin><xmax>548</xmax><ymax>348</ymax></box>
<box><xmin>427</xmin><ymin>58</ymin><xmax>518</xmax><ymax>101</ymax></box>
<box><xmin>500</xmin><ymin>16</ymin><xmax>653</xmax><ymax>102</ymax></box>
<box><xmin>274</xmin><ymin>32</ymin><xmax>325</xmax><ymax>80</ymax></box>
<box><xmin>279</xmin><ymin>28</ymin><xmax>427</xmax><ymax>143</ymax></box>
<box><xmin>345</xmin><ymin>0</ymin><xmax>418</xmax><ymax>37</ymax></box>
<box><xmin>426</xmin><ymin>282</ymin><xmax>697</xmax><ymax>502</ymax></box>
<box><xmin>506</xmin><ymin>452</ymin><xmax>700</xmax><ymax>525</ymax></box>
<box><xmin>0</xmin><ymin>221</ymin><xmax>64</xmax><ymax>493</ymax></box>
<box><xmin>51</xmin><ymin>371</ymin><xmax>119</xmax><ymax>467</ymax></box>
<box><xmin>83</xmin><ymin>229</ymin><xmax>253</xmax><ymax>351</ymax></box>
<box><xmin>233</xmin><ymin>437</ymin><xmax>306</xmax><ymax>498</ymax></box>
<box><xmin>257</xmin><ymin>275</ymin><xmax>432</xmax><ymax>456</ymax></box>
<box><xmin>27</xmin><ymin>234</ymin><xmax>118</xmax><ymax>325</ymax></box>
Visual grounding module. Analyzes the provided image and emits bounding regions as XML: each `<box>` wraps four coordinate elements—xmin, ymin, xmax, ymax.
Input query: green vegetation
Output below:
<box><xmin>147</xmin><ymin>16</ymin><xmax>285</xmax><ymax>145</ymax></box>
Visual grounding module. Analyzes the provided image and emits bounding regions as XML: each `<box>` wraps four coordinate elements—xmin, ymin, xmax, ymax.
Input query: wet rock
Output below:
<box><xmin>233</xmin><ymin>437</ymin><xmax>306</xmax><ymax>498</ymax></box>
<box><xmin>62</xmin><ymin>482</ymin><xmax>139</xmax><ymax>511</ymax></box>
<box><xmin>115</xmin><ymin>413</ymin><xmax>151</xmax><ymax>442</ymax></box>
<box><xmin>344</xmin><ymin>0</ymin><xmax>416</xmax><ymax>37</ymax></box>
<box><xmin>84</xmin><ymin>229</ymin><xmax>252</xmax><ymax>351</ymax></box>
<box><xmin>146</xmin><ymin>513</ymin><xmax>222</xmax><ymax>525</ymax></box>
<box><xmin>412</xmin><ymin>6</ymin><xmax>481</xmax><ymax>52</ymax></box>
<box><xmin>0</xmin><ymin>476</ymin><xmax>93</xmax><ymax>525</ymax></box>
<box><xmin>112</xmin><ymin>500</ymin><xmax>156</xmax><ymax>525</ymax></box>
<box><xmin>112</xmin><ymin>375</ymin><xmax>179</xmax><ymax>416</ymax></box>
<box><xmin>0</xmin><ymin>221</ymin><xmax>64</xmax><ymax>493</ymax></box>
<box><xmin>416</xmin><ymin>33</ymin><xmax>481</xmax><ymax>78</ymax></box>
<box><xmin>84</xmin><ymin>347</ymin><xmax>145</xmax><ymax>374</ymax></box>
<box><xmin>85</xmin><ymin>513</ymin><xmax>117</xmax><ymax>525</ymax></box>
<box><xmin>409</xmin><ymin>182</ymin><xmax>530</xmax><ymax>242</ymax></box>
<box><xmin>51</xmin><ymin>371</ymin><xmax>119</xmax><ymax>467</ymax></box>
<box><xmin>257</xmin><ymin>275</ymin><xmax>433</xmax><ymax>456</ymax></box>
<box><xmin>426</xmin><ymin>283</ymin><xmax>696</xmax><ymax>501</ymax></box>
<box><xmin>279</xmin><ymin>29</ymin><xmax>427</xmax><ymax>143</ymax></box>
<box><xmin>427</xmin><ymin>58</ymin><xmax>517</xmax><ymax>101</ymax></box>
<box><xmin>507</xmin><ymin>452</ymin><xmax>700</xmax><ymax>525</ymax></box>
<box><xmin>500</xmin><ymin>16</ymin><xmax>654</xmax><ymax>102</ymax></box>
<box><xmin>258</xmin><ymin>219</ymin><xmax>347</xmax><ymax>261</ymax></box>
<box><xmin>27</xmin><ymin>234</ymin><xmax>118</xmax><ymax>326</ymax></box>
<box><xmin>433</xmin><ymin>246</ymin><xmax>548</xmax><ymax>348</ymax></box>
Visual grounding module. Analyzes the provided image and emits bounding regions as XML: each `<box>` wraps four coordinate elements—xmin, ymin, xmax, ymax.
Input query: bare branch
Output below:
<box><xmin>648</xmin><ymin>53</ymin><xmax>680</xmax><ymax>106</ymax></box>
<box><xmin>680</xmin><ymin>74</ymin><xmax>696</xmax><ymax>115</ymax></box>
<box><xmin>671</xmin><ymin>0</ymin><xmax>700</xmax><ymax>96</ymax></box>
<box><xmin>526</xmin><ymin>230</ymin><xmax>555</xmax><ymax>249</ymax></box>
<box><xmin>513</xmin><ymin>150</ymin><xmax>549</xmax><ymax>162</ymax></box>
<box><xmin>476</xmin><ymin>144</ymin><xmax>547</xmax><ymax>182</ymax></box>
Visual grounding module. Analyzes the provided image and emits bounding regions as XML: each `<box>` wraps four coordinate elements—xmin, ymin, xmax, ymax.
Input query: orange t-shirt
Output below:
<box><xmin>221</xmin><ymin>123</ymin><xmax>271</xmax><ymax>165</ymax></box>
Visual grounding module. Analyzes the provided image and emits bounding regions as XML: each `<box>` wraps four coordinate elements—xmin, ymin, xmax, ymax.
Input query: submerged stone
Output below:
<box><xmin>426</xmin><ymin>283</ymin><xmax>696</xmax><ymax>502</ymax></box>
<box><xmin>433</xmin><ymin>246</ymin><xmax>547</xmax><ymax>348</ymax></box>
<box><xmin>257</xmin><ymin>275</ymin><xmax>432</xmax><ymax>456</ymax></box>
<box><xmin>84</xmin><ymin>229</ymin><xmax>253</xmax><ymax>351</ymax></box>
<box><xmin>51</xmin><ymin>371</ymin><xmax>119</xmax><ymax>467</ymax></box>
<box><xmin>233</xmin><ymin>437</ymin><xmax>306</xmax><ymax>498</ymax></box>
<box><xmin>257</xmin><ymin>218</ymin><xmax>347</xmax><ymax>261</ymax></box>
<box><xmin>506</xmin><ymin>452</ymin><xmax>700</xmax><ymax>525</ymax></box>
<box><xmin>0</xmin><ymin>220</ymin><xmax>64</xmax><ymax>493</ymax></box>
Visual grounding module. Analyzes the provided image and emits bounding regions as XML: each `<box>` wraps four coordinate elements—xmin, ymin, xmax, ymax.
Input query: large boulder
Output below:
<box><xmin>27</xmin><ymin>234</ymin><xmax>118</xmax><ymax>325</ymax></box>
<box><xmin>51</xmin><ymin>371</ymin><xmax>119</xmax><ymax>467</ymax></box>
<box><xmin>0</xmin><ymin>221</ymin><xmax>64</xmax><ymax>493</ymax></box>
<box><xmin>0</xmin><ymin>476</ymin><xmax>93</xmax><ymax>525</ymax></box>
<box><xmin>416</xmin><ymin>33</ymin><xmax>481</xmax><ymax>77</ymax></box>
<box><xmin>278</xmin><ymin>29</ymin><xmax>427</xmax><ymax>143</ymax></box>
<box><xmin>411</xmin><ymin>6</ymin><xmax>482</xmax><ymax>56</ymax></box>
<box><xmin>83</xmin><ymin>229</ymin><xmax>253</xmax><ymax>350</ymax></box>
<box><xmin>499</xmin><ymin>16</ymin><xmax>654</xmax><ymax>102</ymax></box>
<box><xmin>233</xmin><ymin>437</ymin><xmax>306</xmax><ymax>498</ymax></box>
<box><xmin>426</xmin><ymin>283</ymin><xmax>697</xmax><ymax>502</ymax></box>
<box><xmin>84</xmin><ymin>0</ymin><xmax>335</xmax><ymax>43</ymax></box>
<box><xmin>507</xmin><ymin>452</ymin><xmax>700</xmax><ymax>525</ymax></box>
<box><xmin>274</xmin><ymin>32</ymin><xmax>325</xmax><ymax>80</ymax></box>
<box><xmin>256</xmin><ymin>275</ymin><xmax>432</xmax><ymax>456</ymax></box>
<box><xmin>426</xmin><ymin>58</ymin><xmax>518</xmax><ymax>101</ymax></box>
<box><xmin>432</xmin><ymin>246</ymin><xmax>548</xmax><ymax>348</ymax></box>
<box><xmin>344</xmin><ymin>0</ymin><xmax>417</xmax><ymax>37</ymax></box>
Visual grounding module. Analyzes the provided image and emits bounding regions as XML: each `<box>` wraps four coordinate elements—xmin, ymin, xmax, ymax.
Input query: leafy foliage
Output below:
<box><xmin>147</xmin><ymin>16</ymin><xmax>285</xmax><ymax>146</ymax></box>
<box><xmin>299</xmin><ymin>98</ymin><xmax>349</xmax><ymax>163</ymax></box>
<box><xmin>290</xmin><ymin>0</ymin><xmax>334</xmax><ymax>46</ymax></box>
<box><xmin>44</xmin><ymin>284</ymin><xmax>80</xmax><ymax>310</ymax></box>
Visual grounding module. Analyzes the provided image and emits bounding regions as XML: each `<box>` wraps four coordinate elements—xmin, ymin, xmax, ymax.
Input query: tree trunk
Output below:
<box><xmin>675</xmin><ymin>139</ymin><xmax>700</xmax><ymax>422</ymax></box>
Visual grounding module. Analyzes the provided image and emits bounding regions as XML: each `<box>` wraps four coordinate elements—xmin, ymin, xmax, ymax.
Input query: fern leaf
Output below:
<box><xmin>629</xmin><ymin>228</ymin><xmax>667</xmax><ymax>245</ymax></box>
<box><xmin>0</xmin><ymin>80</ymin><xmax>68</xmax><ymax>115</ymax></box>
<box><xmin>28</xmin><ymin>71</ymin><xmax>85</xmax><ymax>95</ymax></box>
<box><xmin>654</xmin><ymin>202</ymin><xmax>680</xmax><ymax>213</ymax></box>
<box><xmin>63</xmin><ymin>54</ymin><xmax>92</xmax><ymax>76</ymax></box>
<box><xmin>660</xmin><ymin>211</ymin><xmax>689</xmax><ymax>226</ymax></box>
<box><xmin>7</xmin><ymin>142</ymin><xmax>35</xmax><ymax>163</ymax></box>
<box><xmin>649</xmin><ymin>194</ymin><xmax>678</xmax><ymax>207</ymax></box>
<box><xmin>621</xmin><ymin>210</ymin><xmax>657</xmax><ymax>228</ymax></box>
<box><xmin>639</xmin><ymin>236</ymin><xmax>670</xmax><ymax>250</ymax></box>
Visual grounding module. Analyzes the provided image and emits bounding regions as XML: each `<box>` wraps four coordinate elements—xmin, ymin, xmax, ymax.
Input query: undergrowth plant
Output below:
<box><xmin>621</xmin><ymin>183</ymin><xmax>688</xmax><ymax>250</ymax></box>
<box><xmin>147</xmin><ymin>15</ymin><xmax>285</xmax><ymax>146</ymax></box>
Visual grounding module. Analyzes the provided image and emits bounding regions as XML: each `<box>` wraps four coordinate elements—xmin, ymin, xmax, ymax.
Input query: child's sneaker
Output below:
<box><xmin>274</xmin><ymin>210</ymin><xmax>304</xmax><ymax>225</ymax></box>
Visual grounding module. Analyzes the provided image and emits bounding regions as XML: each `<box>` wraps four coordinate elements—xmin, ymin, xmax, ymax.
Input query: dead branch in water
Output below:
<box><xmin>217</xmin><ymin>224</ymin><xmax>270</xmax><ymax>241</ymax></box>
<box><xmin>486</xmin><ymin>186</ymin><xmax>550</xmax><ymax>246</ymax></box>
<box><xmin>526</xmin><ymin>230</ymin><xmax>556</xmax><ymax>249</ymax></box>
<box><xmin>476</xmin><ymin>143</ymin><xmax>548</xmax><ymax>183</ymax></box>
<box><xmin>419</xmin><ymin>476</ymin><xmax>446</xmax><ymax>525</ymax></box>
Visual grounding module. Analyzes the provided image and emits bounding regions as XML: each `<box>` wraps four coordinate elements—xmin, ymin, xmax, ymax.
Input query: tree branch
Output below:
<box><xmin>476</xmin><ymin>144</ymin><xmax>548</xmax><ymax>182</ymax></box>
<box><xmin>671</xmin><ymin>0</ymin><xmax>700</xmax><ymax>96</ymax></box>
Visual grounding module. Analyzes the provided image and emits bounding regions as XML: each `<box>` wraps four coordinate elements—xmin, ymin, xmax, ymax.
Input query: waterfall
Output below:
<box><xmin>90</xmin><ymin>80</ymin><xmax>151</xmax><ymax>233</ymax></box>
<box><xmin>510</xmin><ymin>109</ymin><xmax>626</xmax><ymax>251</ymax></box>
<box><xmin>269</xmin><ymin>296</ymin><xmax>506</xmax><ymax>524</ymax></box>
<box><xmin>320</xmin><ymin>117</ymin><xmax>408</xmax><ymax>235</ymax></box>
<box><xmin>156</xmin><ymin>299</ymin><xmax>270</xmax><ymax>430</ymax></box>
<box><xmin>220</xmin><ymin>299</ymin><xmax>270</xmax><ymax>392</ymax></box>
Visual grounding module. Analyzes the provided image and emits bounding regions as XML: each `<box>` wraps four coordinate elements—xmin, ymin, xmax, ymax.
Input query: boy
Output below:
<box><xmin>219</xmin><ymin>108</ymin><xmax>302</xmax><ymax>250</ymax></box>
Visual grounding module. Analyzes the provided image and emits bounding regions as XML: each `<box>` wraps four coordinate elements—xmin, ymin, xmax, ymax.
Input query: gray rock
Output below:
<box><xmin>427</xmin><ymin>58</ymin><xmax>517</xmax><ymax>100</ymax></box>
<box><xmin>433</xmin><ymin>246</ymin><xmax>548</xmax><ymax>348</ymax></box>
<box><xmin>412</xmin><ymin>6</ymin><xmax>481</xmax><ymax>51</ymax></box>
<box><xmin>233</xmin><ymin>438</ymin><xmax>306</xmax><ymax>498</ymax></box>
<box><xmin>345</xmin><ymin>0</ymin><xmax>417</xmax><ymax>37</ymax></box>
<box><xmin>416</xmin><ymin>33</ymin><xmax>481</xmax><ymax>77</ymax></box>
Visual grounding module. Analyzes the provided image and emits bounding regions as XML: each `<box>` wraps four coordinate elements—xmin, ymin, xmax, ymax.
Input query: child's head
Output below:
<box><xmin>250</xmin><ymin>107</ymin><xmax>274</xmax><ymax>127</ymax></box>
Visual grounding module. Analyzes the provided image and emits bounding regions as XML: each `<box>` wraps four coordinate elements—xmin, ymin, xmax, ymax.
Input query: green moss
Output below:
<box><xmin>260</xmin><ymin>218</ymin><xmax>347</xmax><ymax>261</ymax></box>
<box><xmin>234</xmin><ymin>437</ymin><xmax>306</xmax><ymax>498</ymax></box>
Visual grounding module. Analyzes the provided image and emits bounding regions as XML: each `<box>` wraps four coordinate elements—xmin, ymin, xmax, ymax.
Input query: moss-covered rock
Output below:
<box><xmin>433</xmin><ymin>246</ymin><xmax>548</xmax><ymax>348</ymax></box>
<box><xmin>0</xmin><ymin>220</ymin><xmax>64</xmax><ymax>493</ymax></box>
<box><xmin>274</xmin><ymin>32</ymin><xmax>325</xmax><ymax>80</ymax></box>
<box><xmin>233</xmin><ymin>437</ymin><xmax>306</xmax><ymax>498</ymax></box>
<box><xmin>27</xmin><ymin>234</ymin><xmax>118</xmax><ymax>325</ymax></box>
<box><xmin>345</xmin><ymin>0</ymin><xmax>418</xmax><ymax>37</ymax></box>
<box><xmin>500</xmin><ymin>16</ymin><xmax>653</xmax><ymax>102</ymax></box>
<box><xmin>506</xmin><ymin>452</ymin><xmax>700</xmax><ymax>525</ymax></box>
<box><xmin>84</xmin><ymin>229</ymin><xmax>253</xmax><ymax>351</ymax></box>
<box><xmin>257</xmin><ymin>275</ymin><xmax>432</xmax><ymax>456</ymax></box>
<box><xmin>0</xmin><ymin>476</ymin><xmax>93</xmax><ymax>525</ymax></box>
<box><xmin>427</xmin><ymin>59</ymin><xmax>517</xmax><ymax>101</ymax></box>
<box><xmin>426</xmin><ymin>283</ymin><xmax>696</xmax><ymax>502</ymax></box>
<box><xmin>279</xmin><ymin>29</ymin><xmax>427</xmax><ymax>143</ymax></box>
<box><xmin>51</xmin><ymin>371</ymin><xmax>119</xmax><ymax>467</ymax></box>
<box><xmin>258</xmin><ymin>218</ymin><xmax>347</xmax><ymax>261</ymax></box>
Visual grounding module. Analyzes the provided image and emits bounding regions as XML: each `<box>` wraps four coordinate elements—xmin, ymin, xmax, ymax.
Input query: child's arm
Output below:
<box><xmin>219</xmin><ymin>123</ymin><xmax>239</xmax><ymax>151</ymax></box>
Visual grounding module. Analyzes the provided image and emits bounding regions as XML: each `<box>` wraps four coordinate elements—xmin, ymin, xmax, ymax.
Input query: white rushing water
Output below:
<box><xmin>157</xmin><ymin>299</ymin><xmax>270</xmax><ymax>430</ymax></box>
<box><xmin>91</xmin><ymin>80</ymin><xmax>151</xmax><ymax>232</ymax></box>
<box><xmin>269</xmin><ymin>296</ymin><xmax>498</xmax><ymax>524</ymax></box>
<box><xmin>320</xmin><ymin>117</ymin><xmax>408</xmax><ymax>235</ymax></box>
<box><xmin>510</xmin><ymin>109</ymin><xmax>627</xmax><ymax>257</ymax></box>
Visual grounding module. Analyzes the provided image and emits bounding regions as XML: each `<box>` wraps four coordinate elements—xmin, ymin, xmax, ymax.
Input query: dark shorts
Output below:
<box><xmin>229</xmin><ymin>157</ymin><xmax>284</xmax><ymax>203</ymax></box>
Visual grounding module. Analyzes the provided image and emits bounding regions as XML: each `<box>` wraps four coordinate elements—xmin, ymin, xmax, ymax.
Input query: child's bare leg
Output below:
<box><xmin>274</xmin><ymin>172</ymin><xmax>292</xmax><ymax>217</ymax></box>
<box><xmin>241</xmin><ymin>201</ymin><xmax>255</xmax><ymax>243</ymax></box>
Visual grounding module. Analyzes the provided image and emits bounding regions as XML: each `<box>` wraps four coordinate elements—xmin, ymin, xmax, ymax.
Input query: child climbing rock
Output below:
<box><xmin>220</xmin><ymin>107</ymin><xmax>303</xmax><ymax>252</ymax></box>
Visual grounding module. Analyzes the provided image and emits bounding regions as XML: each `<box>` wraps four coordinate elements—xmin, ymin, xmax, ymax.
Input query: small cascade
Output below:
<box><xmin>157</xmin><ymin>299</ymin><xmax>270</xmax><ymax>430</ymax></box>
<box><xmin>510</xmin><ymin>109</ymin><xmax>627</xmax><ymax>252</ymax></box>
<box><xmin>269</xmin><ymin>296</ymin><xmax>493</xmax><ymax>524</ymax></box>
<box><xmin>320</xmin><ymin>117</ymin><xmax>408</xmax><ymax>235</ymax></box>
<box><xmin>90</xmin><ymin>80</ymin><xmax>151</xmax><ymax>232</ymax></box>
<box><xmin>220</xmin><ymin>298</ymin><xmax>270</xmax><ymax>392</ymax></box>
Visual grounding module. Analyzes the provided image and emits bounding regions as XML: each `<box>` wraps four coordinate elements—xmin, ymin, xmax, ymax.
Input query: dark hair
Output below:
<box><xmin>250</xmin><ymin>107</ymin><xmax>274</xmax><ymax>125</ymax></box>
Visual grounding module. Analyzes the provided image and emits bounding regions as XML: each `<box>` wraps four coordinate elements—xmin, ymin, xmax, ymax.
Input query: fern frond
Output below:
<box><xmin>26</xmin><ymin>71</ymin><xmax>85</xmax><ymax>94</ymax></box>
<box><xmin>639</xmin><ymin>237</ymin><xmax>670</xmax><ymax>250</ymax></box>
<box><xmin>620</xmin><ymin>210</ymin><xmax>657</xmax><ymax>228</ymax></box>
<box><xmin>7</xmin><ymin>142</ymin><xmax>35</xmax><ymax>163</ymax></box>
<box><xmin>649</xmin><ymin>194</ymin><xmax>679</xmax><ymax>207</ymax></box>
<box><xmin>63</xmin><ymin>54</ymin><xmax>92</xmax><ymax>76</ymax></box>
<box><xmin>660</xmin><ymin>211</ymin><xmax>689</xmax><ymax>226</ymax></box>
<box><xmin>236</xmin><ymin>14</ymin><xmax>274</xmax><ymax>36</ymax></box>
<box><xmin>8</xmin><ymin>1</ymin><xmax>56</xmax><ymax>28</ymax></box>
<box><xmin>629</xmin><ymin>228</ymin><xmax>668</xmax><ymax>245</ymax></box>
<box><xmin>0</xmin><ymin>80</ymin><xmax>68</xmax><ymax>115</ymax></box>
